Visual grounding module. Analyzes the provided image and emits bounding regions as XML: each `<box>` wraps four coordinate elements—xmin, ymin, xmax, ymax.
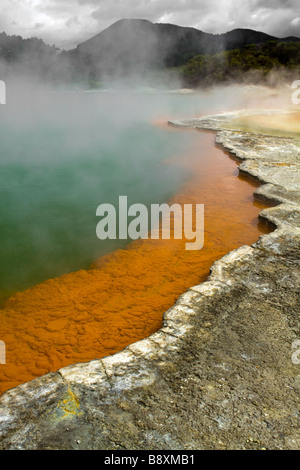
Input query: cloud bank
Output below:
<box><xmin>1</xmin><ymin>0</ymin><xmax>299</xmax><ymax>50</ymax></box>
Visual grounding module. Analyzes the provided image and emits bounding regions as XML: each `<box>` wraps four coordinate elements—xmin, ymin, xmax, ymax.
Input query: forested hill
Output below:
<box><xmin>0</xmin><ymin>19</ymin><xmax>299</xmax><ymax>85</ymax></box>
<box><xmin>182</xmin><ymin>41</ymin><xmax>300</xmax><ymax>87</ymax></box>
<box><xmin>0</xmin><ymin>32</ymin><xmax>58</xmax><ymax>76</ymax></box>
<box><xmin>69</xmin><ymin>19</ymin><xmax>300</xmax><ymax>75</ymax></box>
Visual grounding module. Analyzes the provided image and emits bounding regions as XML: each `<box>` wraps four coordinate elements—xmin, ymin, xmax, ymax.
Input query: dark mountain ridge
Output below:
<box><xmin>68</xmin><ymin>18</ymin><xmax>300</xmax><ymax>77</ymax></box>
<box><xmin>0</xmin><ymin>19</ymin><xmax>299</xmax><ymax>83</ymax></box>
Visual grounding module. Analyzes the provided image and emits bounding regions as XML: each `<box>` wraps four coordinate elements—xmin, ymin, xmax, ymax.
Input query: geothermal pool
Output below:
<box><xmin>0</xmin><ymin>85</ymin><xmax>277</xmax><ymax>395</ymax></box>
<box><xmin>0</xmin><ymin>90</ymin><xmax>195</xmax><ymax>302</ymax></box>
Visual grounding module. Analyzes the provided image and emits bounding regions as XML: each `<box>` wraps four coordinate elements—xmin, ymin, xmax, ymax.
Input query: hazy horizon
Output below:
<box><xmin>0</xmin><ymin>0</ymin><xmax>299</xmax><ymax>50</ymax></box>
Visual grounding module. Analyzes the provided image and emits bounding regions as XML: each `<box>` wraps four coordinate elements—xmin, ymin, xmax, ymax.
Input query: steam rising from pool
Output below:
<box><xmin>0</xmin><ymin>82</ymin><xmax>290</xmax><ymax>301</ymax></box>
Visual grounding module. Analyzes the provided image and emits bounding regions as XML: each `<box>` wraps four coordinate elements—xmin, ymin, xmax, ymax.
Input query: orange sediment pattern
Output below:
<box><xmin>0</xmin><ymin>129</ymin><xmax>272</xmax><ymax>396</ymax></box>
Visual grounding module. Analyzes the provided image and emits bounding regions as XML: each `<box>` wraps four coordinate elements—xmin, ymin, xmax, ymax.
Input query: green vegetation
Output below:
<box><xmin>181</xmin><ymin>41</ymin><xmax>300</xmax><ymax>87</ymax></box>
<box><xmin>0</xmin><ymin>32</ymin><xmax>59</xmax><ymax>78</ymax></box>
<box><xmin>0</xmin><ymin>28</ymin><xmax>299</xmax><ymax>88</ymax></box>
<box><xmin>0</xmin><ymin>32</ymin><xmax>58</xmax><ymax>62</ymax></box>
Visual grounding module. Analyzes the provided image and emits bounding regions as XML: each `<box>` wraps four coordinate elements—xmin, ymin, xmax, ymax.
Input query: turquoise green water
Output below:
<box><xmin>0</xmin><ymin>90</ymin><xmax>202</xmax><ymax>300</ymax></box>
<box><xmin>0</xmin><ymin>85</ymin><xmax>256</xmax><ymax>301</ymax></box>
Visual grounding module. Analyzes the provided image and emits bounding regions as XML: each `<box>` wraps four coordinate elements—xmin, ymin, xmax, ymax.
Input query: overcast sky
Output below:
<box><xmin>0</xmin><ymin>0</ymin><xmax>299</xmax><ymax>50</ymax></box>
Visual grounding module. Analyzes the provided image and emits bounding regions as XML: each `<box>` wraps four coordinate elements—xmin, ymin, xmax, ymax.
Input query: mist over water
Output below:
<box><xmin>0</xmin><ymin>82</ymin><xmax>287</xmax><ymax>301</ymax></box>
<box><xmin>0</xmin><ymin>89</ymin><xmax>182</xmax><ymax>298</ymax></box>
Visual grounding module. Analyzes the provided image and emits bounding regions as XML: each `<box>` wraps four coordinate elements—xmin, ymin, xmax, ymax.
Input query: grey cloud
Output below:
<box><xmin>34</xmin><ymin>22</ymin><xmax>44</xmax><ymax>29</ymax></box>
<box><xmin>0</xmin><ymin>0</ymin><xmax>299</xmax><ymax>50</ymax></box>
<box><xmin>252</xmin><ymin>0</ymin><xmax>297</xmax><ymax>9</ymax></box>
<box><xmin>65</xmin><ymin>16</ymin><xmax>81</xmax><ymax>28</ymax></box>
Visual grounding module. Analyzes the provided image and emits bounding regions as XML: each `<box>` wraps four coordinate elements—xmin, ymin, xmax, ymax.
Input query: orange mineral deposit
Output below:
<box><xmin>0</xmin><ymin>128</ymin><xmax>272</xmax><ymax>396</ymax></box>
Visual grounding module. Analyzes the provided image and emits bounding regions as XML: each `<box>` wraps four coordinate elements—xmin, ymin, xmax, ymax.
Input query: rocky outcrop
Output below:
<box><xmin>0</xmin><ymin>110</ymin><xmax>299</xmax><ymax>450</ymax></box>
